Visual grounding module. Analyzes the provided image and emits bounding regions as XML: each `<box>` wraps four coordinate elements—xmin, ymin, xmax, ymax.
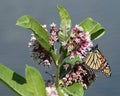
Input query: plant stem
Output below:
<box><xmin>55</xmin><ymin>50</ymin><xmax>64</xmax><ymax>88</ymax></box>
<box><xmin>55</xmin><ymin>61</ymin><xmax>59</xmax><ymax>88</ymax></box>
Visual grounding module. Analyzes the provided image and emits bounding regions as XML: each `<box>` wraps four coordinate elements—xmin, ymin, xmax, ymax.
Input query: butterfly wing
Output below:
<box><xmin>85</xmin><ymin>45</ymin><xmax>111</xmax><ymax>77</ymax></box>
<box><xmin>100</xmin><ymin>53</ymin><xmax>111</xmax><ymax>76</ymax></box>
<box><xmin>85</xmin><ymin>48</ymin><xmax>102</xmax><ymax>70</ymax></box>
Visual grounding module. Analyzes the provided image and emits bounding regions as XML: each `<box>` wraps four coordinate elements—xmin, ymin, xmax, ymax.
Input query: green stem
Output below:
<box><xmin>55</xmin><ymin>61</ymin><xmax>59</xmax><ymax>88</ymax></box>
<box><xmin>55</xmin><ymin>50</ymin><xmax>64</xmax><ymax>88</ymax></box>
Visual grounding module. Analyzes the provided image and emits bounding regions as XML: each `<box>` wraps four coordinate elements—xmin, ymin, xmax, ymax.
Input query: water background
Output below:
<box><xmin>0</xmin><ymin>0</ymin><xmax>120</xmax><ymax>96</ymax></box>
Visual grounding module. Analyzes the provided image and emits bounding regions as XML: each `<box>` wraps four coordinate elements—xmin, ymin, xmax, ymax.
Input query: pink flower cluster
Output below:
<box><xmin>28</xmin><ymin>23</ymin><xmax>59</xmax><ymax>66</ymax></box>
<box><xmin>28</xmin><ymin>34</ymin><xmax>51</xmax><ymax>67</ymax></box>
<box><xmin>62</xmin><ymin>63</ymin><xmax>96</xmax><ymax>89</ymax></box>
<box><xmin>62</xmin><ymin>25</ymin><xmax>93</xmax><ymax>59</ymax></box>
<box><xmin>49</xmin><ymin>23</ymin><xmax>59</xmax><ymax>45</ymax></box>
<box><xmin>28</xmin><ymin>23</ymin><xmax>93</xmax><ymax>66</ymax></box>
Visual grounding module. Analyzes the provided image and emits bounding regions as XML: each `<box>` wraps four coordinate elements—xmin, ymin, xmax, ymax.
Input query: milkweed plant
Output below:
<box><xmin>0</xmin><ymin>5</ymin><xmax>108</xmax><ymax>96</ymax></box>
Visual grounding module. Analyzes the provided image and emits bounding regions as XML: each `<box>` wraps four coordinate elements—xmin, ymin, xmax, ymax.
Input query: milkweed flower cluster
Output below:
<box><xmin>28</xmin><ymin>23</ymin><xmax>59</xmax><ymax>66</ymax></box>
<box><xmin>28</xmin><ymin>23</ymin><xmax>95</xmax><ymax>88</ymax></box>
<box><xmin>49</xmin><ymin>23</ymin><xmax>59</xmax><ymax>45</ymax></box>
<box><xmin>62</xmin><ymin>25</ymin><xmax>93</xmax><ymax>60</ymax></box>
<box><xmin>62</xmin><ymin>63</ymin><xmax>96</xmax><ymax>89</ymax></box>
<box><xmin>28</xmin><ymin>33</ymin><xmax>51</xmax><ymax>67</ymax></box>
<box><xmin>28</xmin><ymin>23</ymin><xmax>93</xmax><ymax>66</ymax></box>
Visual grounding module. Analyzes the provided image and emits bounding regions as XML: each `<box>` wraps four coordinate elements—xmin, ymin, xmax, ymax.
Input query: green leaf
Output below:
<box><xmin>60</xmin><ymin>62</ymin><xmax>71</xmax><ymax>79</ymax></box>
<box><xmin>0</xmin><ymin>64</ymin><xmax>33</xmax><ymax>96</ymax></box>
<box><xmin>80</xmin><ymin>17</ymin><xmax>105</xmax><ymax>40</ymax></box>
<box><xmin>16</xmin><ymin>15</ymin><xmax>50</xmax><ymax>51</ymax></box>
<box><xmin>16</xmin><ymin>15</ymin><xmax>58</xmax><ymax>64</ymax></box>
<box><xmin>26</xmin><ymin>65</ymin><xmax>46</xmax><ymax>96</ymax></box>
<box><xmin>60</xmin><ymin>55</ymin><xmax>82</xmax><ymax>79</ymax></box>
<box><xmin>63</xmin><ymin>83</ymin><xmax>84</xmax><ymax>96</ymax></box>
<box><xmin>57</xmin><ymin>5</ymin><xmax>72</xmax><ymax>42</ymax></box>
<box><xmin>57</xmin><ymin>87</ymin><xmax>68</xmax><ymax>96</ymax></box>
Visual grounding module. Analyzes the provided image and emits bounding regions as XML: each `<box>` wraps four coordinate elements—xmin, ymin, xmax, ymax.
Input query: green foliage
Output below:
<box><xmin>16</xmin><ymin>15</ymin><xmax>50</xmax><ymax>52</ymax></box>
<box><xmin>16</xmin><ymin>15</ymin><xmax>58</xmax><ymax>64</ymax></box>
<box><xmin>0</xmin><ymin>64</ymin><xmax>46</xmax><ymax>96</ymax></box>
<box><xmin>26</xmin><ymin>65</ymin><xmax>46</xmax><ymax>96</ymax></box>
<box><xmin>57</xmin><ymin>87</ymin><xmax>67</xmax><ymax>96</ymax></box>
<box><xmin>63</xmin><ymin>83</ymin><xmax>84</xmax><ymax>96</ymax></box>
<box><xmin>57</xmin><ymin>85</ymin><xmax>83</xmax><ymax>96</ymax></box>
<box><xmin>60</xmin><ymin>62</ymin><xmax>71</xmax><ymax>79</ymax></box>
<box><xmin>59</xmin><ymin>55</ymin><xmax>81</xmax><ymax>79</ymax></box>
<box><xmin>0</xmin><ymin>64</ymin><xmax>33</xmax><ymax>96</ymax></box>
<box><xmin>57</xmin><ymin>5</ymin><xmax>72</xmax><ymax>43</ymax></box>
<box><xmin>80</xmin><ymin>17</ymin><xmax>105</xmax><ymax>40</ymax></box>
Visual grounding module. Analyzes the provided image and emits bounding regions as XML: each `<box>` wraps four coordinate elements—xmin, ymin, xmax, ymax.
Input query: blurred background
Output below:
<box><xmin>0</xmin><ymin>0</ymin><xmax>119</xmax><ymax>96</ymax></box>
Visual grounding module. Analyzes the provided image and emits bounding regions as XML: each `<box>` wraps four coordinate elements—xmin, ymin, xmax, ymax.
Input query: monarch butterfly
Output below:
<box><xmin>85</xmin><ymin>45</ymin><xmax>111</xmax><ymax>77</ymax></box>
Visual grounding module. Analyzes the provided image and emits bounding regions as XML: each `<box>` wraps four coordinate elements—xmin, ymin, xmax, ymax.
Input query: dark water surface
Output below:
<box><xmin>0</xmin><ymin>0</ymin><xmax>120</xmax><ymax>96</ymax></box>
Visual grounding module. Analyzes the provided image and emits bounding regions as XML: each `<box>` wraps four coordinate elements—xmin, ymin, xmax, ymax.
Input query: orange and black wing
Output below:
<box><xmin>85</xmin><ymin>45</ymin><xmax>111</xmax><ymax>77</ymax></box>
